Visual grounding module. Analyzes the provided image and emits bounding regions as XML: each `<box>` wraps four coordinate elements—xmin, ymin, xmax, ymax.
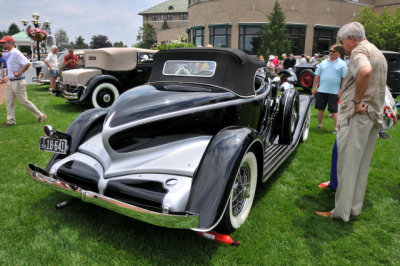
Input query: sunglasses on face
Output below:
<box><xmin>329</xmin><ymin>50</ymin><xmax>337</xmax><ymax>53</ymax></box>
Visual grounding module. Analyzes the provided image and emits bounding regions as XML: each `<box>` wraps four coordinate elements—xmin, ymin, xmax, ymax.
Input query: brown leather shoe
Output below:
<box><xmin>316</xmin><ymin>211</ymin><xmax>332</xmax><ymax>218</ymax></box>
<box><xmin>38</xmin><ymin>114</ymin><xmax>47</xmax><ymax>122</ymax></box>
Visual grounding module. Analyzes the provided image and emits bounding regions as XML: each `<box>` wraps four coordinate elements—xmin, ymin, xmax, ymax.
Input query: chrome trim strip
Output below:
<box><xmin>28</xmin><ymin>164</ymin><xmax>199</xmax><ymax>229</ymax></box>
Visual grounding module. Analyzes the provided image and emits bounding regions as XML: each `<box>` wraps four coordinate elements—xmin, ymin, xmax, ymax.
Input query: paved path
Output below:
<box><xmin>0</xmin><ymin>81</ymin><xmax>5</xmax><ymax>105</ymax></box>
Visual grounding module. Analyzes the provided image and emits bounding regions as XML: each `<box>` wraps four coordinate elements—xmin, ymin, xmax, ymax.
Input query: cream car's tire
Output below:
<box><xmin>91</xmin><ymin>82</ymin><xmax>119</xmax><ymax>108</ymax></box>
<box><xmin>220</xmin><ymin>150</ymin><xmax>257</xmax><ymax>233</ymax></box>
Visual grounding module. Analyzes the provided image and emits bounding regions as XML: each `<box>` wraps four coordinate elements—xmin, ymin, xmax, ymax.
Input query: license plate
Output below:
<box><xmin>39</xmin><ymin>137</ymin><xmax>68</xmax><ymax>154</ymax></box>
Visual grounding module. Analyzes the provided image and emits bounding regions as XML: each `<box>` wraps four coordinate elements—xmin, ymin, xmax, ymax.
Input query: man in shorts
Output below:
<box><xmin>312</xmin><ymin>44</ymin><xmax>348</xmax><ymax>133</ymax></box>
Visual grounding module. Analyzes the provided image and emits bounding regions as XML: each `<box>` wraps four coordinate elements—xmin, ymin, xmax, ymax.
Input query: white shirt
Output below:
<box><xmin>3</xmin><ymin>48</ymin><xmax>30</xmax><ymax>79</ymax></box>
<box><xmin>45</xmin><ymin>52</ymin><xmax>58</xmax><ymax>70</ymax></box>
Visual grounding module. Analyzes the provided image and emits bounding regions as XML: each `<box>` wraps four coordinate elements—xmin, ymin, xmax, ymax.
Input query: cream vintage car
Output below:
<box><xmin>58</xmin><ymin>48</ymin><xmax>157</xmax><ymax>108</ymax></box>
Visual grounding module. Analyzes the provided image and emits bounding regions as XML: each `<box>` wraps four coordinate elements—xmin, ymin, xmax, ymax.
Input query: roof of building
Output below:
<box><xmin>139</xmin><ymin>0</ymin><xmax>187</xmax><ymax>15</ymax></box>
<box><xmin>12</xmin><ymin>31</ymin><xmax>30</xmax><ymax>42</ymax></box>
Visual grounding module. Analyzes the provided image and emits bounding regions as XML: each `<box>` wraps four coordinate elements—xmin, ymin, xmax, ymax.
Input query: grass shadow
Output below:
<box><xmin>31</xmin><ymin>192</ymin><xmax>220</xmax><ymax>264</ymax></box>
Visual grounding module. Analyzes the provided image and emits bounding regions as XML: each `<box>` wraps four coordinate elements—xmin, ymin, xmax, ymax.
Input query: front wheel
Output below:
<box><xmin>91</xmin><ymin>82</ymin><xmax>120</xmax><ymax>108</ymax></box>
<box><xmin>219</xmin><ymin>150</ymin><xmax>258</xmax><ymax>234</ymax></box>
<box><xmin>300</xmin><ymin>107</ymin><xmax>311</xmax><ymax>142</ymax></box>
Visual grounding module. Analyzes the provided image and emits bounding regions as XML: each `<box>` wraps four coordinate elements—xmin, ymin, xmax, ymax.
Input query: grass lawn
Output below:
<box><xmin>0</xmin><ymin>84</ymin><xmax>399</xmax><ymax>265</ymax></box>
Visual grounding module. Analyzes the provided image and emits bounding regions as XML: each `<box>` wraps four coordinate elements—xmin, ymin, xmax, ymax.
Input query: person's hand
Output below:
<box><xmin>337</xmin><ymin>91</ymin><xmax>342</xmax><ymax>99</ymax></box>
<box><xmin>312</xmin><ymin>88</ymin><xmax>317</xmax><ymax>95</ymax></box>
<box><xmin>13</xmin><ymin>71</ymin><xmax>21</xmax><ymax>77</ymax></box>
<box><xmin>354</xmin><ymin>103</ymin><xmax>368</xmax><ymax>114</ymax></box>
<box><xmin>49</xmin><ymin>67</ymin><xmax>53</xmax><ymax>72</ymax></box>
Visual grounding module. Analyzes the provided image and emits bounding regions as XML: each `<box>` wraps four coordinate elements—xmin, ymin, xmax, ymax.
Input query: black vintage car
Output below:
<box><xmin>382</xmin><ymin>50</ymin><xmax>400</xmax><ymax>98</ymax></box>
<box><xmin>29</xmin><ymin>48</ymin><xmax>311</xmax><ymax>234</ymax></box>
<box><xmin>59</xmin><ymin>48</ymin><xmax>157</xmax><ymax>108</ymax></box>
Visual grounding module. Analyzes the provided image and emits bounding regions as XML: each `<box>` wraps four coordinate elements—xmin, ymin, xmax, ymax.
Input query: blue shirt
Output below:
<box><xmin>315</xmin><ymin>58</ymin><xmax>347</xmax><ymax>94</ymax></box>
<box><xmin>0</xmin><ymin>57</ymin><xmax>6</xmax><ymax>68</ymax></box>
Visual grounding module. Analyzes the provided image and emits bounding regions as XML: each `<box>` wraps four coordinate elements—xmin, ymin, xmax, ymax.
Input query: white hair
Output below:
<box><xmin>337</xmin><ymin>22</ymin><xmax>366</xmax><ymax>41</ymax></box>
<box><xmin>51</xmin><ymin>45</ymin><xmax>58</xmax><ymax>50</ymax></box>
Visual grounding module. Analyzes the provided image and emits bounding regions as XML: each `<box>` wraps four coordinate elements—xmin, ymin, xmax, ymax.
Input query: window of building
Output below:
<box><xmin>161</xmin><ymin>14</ymin><xmax>164</xmax><ymax>21</ymax></box>
<box><xmin>191</xmin><ymin>27</ymin><xmax>204</xmax><ymax>47</ymax></box>
<box><xmin>180</xmin><ymin>13</ymin><xmax>187</xmax><ymax>20</ymax></box>
<box><xmin>152</xmin><ymin>15</ymin><xmax>158</xmax><ymax>21</ymax></box>
<box><xmin>209</xmin><ymin>25</ymin><xmax>231</xmax><ymax>48</ymax></box>
<box><xmin>312</xmin><ymin>26</ymin><xmax>339</xmax><ymax>55</ymax></box>
<box><xmin>239</xmin><ymin>25</ymin><xmax>262</xmax><ymax>55</ymax></box>
<box><xmin>167</xmin><ymin>14</ymin><xmax>173</xmax><ymax>21</ymax></box>
<box><xmin>285</xmin><ymin>25</ymin><xmax>306</xmax><ymax>55</ymax></box>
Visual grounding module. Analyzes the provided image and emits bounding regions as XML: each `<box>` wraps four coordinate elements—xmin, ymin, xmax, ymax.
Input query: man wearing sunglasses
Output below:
<box><xmin>316</xmin><ymin>22</ymin><xmax>387</xmax><ymax>222</ymax></box>
<box><xmin>312</xmin><ymin>44</ymin><xmax>347</xmax><ymax>134</ymax></box>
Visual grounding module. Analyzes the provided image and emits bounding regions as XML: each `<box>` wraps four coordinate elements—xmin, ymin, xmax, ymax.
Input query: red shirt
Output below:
<box><xmin>64</xmin><ymin>54</ymin><xmax>78</xmax><ymax>69</ymax></box>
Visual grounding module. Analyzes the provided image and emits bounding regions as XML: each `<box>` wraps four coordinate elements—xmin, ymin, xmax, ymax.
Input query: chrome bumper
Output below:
<box><xmin>28</xmin><ymin>164</ymin><xmax>199</xmax><ymax>229</ymax></box>
<box><xmin>64</xmin><ymin>91</ymin><xmax>79</xmax><ymax>100</ymax></box>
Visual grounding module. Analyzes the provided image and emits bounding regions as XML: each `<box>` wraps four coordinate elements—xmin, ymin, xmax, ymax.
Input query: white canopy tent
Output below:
<box><xmin>11</xmin><ymin>31</ymin><xmax>34</xmax><ymax>56</ymax></box>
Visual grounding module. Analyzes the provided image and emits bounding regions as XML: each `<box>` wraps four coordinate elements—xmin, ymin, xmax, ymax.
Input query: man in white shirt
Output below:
<box><xmin>45</xmin><ymin>45</ymin><xmax>59</xmax><ymax>92</ymax></box>
<box><xmin>0</xmin><ymin>35</ymin><xmax>46</xmax><ymax>126</ymax></box>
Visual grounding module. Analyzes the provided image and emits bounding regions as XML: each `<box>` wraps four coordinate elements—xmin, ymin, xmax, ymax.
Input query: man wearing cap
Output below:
<box><xmin>0</xmin><ymin>35</ymin><xmax>46</xmax><ymax>126</ymax></box>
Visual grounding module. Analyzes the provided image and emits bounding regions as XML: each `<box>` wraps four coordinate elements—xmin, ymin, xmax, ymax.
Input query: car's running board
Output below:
<box><xmin>262</xmin><ymin>144</ymin><xmax>292</xmax><ymax>182</ymax></box>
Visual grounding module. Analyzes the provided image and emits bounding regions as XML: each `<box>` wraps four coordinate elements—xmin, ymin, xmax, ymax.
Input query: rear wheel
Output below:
<box><xmin>299</xmin><ymin>69</ymin><xmax>314</xmax><ymax>90</ymax></box>
<box><xmin>219</xmin><ymin>150</ymin><xmax>258</xmax><ymax>234</ymax></box>
<box><xmin>91</xmin><ymin>82</ymin><xmax>120</xmax><ymax>108</ymax></box>
<box><xmin>279</xmin><ymin>90</ymin><xmax>300</xmax><ymax>144</ymax></box>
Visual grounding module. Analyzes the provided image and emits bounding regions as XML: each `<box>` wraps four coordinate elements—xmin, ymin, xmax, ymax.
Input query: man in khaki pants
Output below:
<box><xmin>316</xmin><ymin>22</ymin><xmax>387</xmax><ymax>221</ymax></box>
<box><xmin>0</xmin><ymin>36</ymin><xmax>46</xmax><ymax>126</ymax></box>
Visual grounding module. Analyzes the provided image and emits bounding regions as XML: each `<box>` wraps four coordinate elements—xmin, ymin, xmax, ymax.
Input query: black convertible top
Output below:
<box><xmin>147</xmin><ymin>48</ymin><xmax>266</xmax><ymax>97</ymax></box>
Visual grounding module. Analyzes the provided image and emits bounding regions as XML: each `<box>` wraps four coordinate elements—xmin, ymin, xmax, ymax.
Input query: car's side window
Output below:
<box><xmin>163</xmin><ymin>60</ymin><xmax>216</xmax><ymax>77</ymax></box>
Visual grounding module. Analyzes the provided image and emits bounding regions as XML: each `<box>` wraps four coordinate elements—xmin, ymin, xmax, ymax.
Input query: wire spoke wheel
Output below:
<box><xmin>220</xmin><ymin>150</ymin><xmax>257</xmax><ymax>233</ymax></box>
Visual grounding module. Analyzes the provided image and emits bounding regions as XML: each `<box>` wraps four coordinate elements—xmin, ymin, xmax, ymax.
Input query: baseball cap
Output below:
<box><xmin>0</xmin><ymin>36</ymin><xmax>15</xmax><ymax>43</ymax></box>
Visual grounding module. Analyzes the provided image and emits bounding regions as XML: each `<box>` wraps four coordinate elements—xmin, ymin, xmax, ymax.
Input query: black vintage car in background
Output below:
<box><xmin>59</xmin><ymin>48</ymin><xmax>157</xmax><ymax>108</ymax></box>
<box><xmin>382</xmin><ymin>50</ymin><xmax>400</xmax><ymax>98</ymax></box>
<box><xmin>29</xmin><ymin>48</ymin><xmax>311</xmax><ymax>234</ymax></box>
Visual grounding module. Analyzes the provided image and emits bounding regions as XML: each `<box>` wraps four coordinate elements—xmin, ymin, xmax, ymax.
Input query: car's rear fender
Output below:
<box><xmin>45</xmin><ymin>108</ymin><xmax>109</xmax><ymax>172</ymax></box>
<box><xmin>186</xmin><ymin>126</ymin><xmax>263</xmax><ymax>231</ymax></box>
<box><xmin>78</xmin><ymin>75</ymin><xmax>121</xmax><ymax>102</ymax></box>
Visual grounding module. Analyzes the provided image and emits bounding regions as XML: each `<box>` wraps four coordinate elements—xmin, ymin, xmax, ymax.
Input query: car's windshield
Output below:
<box><xmin>162</xmin><ymin>60</ymin><xmax>216</xmax><ymax>77</ymax></box>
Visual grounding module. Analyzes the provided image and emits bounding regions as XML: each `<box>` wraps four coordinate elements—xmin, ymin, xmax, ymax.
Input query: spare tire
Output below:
<box><xmin>299</xmin><ymin>69</ymin><xmax>314</xmax><ymax>90</ymax></box>
<box><xmin>278</xmin><ymin>89</ymin><xmax>300</xmax><ymax>144</ymax></box>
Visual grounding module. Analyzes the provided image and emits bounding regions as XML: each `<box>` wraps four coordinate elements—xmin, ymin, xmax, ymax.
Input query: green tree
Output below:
<box><xmin>8</xmin><ymin>23</ymin><xmax>20</xmax><ymax>35</ymax></box>
<box><xmin>354</xmin><ymin>7</ymin><xmax>400</xmax><ymax>51</ymax></box>
<box><xmin>54</xmin><ymin>28</ymin><xmax>70</xmax><ymax>51</ymax></box>
<box><xmin>90</xmin><ymin>34</ymin><xmax>112</xmax><ymax>49</ymax></box>
<box><xmin>258</xmin><ymin>0</ymin><xmax>291</xmax><ymax>59</ymax></box>
<box><xmin>162</xmin><ymin>20</ymin><xmax>169</xmax><ymax>30</ymax></box>
<box><xmin>113</xmin><ymin>41</ymin><xmax>126</xmax><ymax>47</ymax></box>
<box><xmin>74</xmin><ymin>36</ymin><xmax>89</xmax><ymax>49</ymax></box>
<box><xmin>135</xmin><ymin>23</ymin><xmax>157</xmax><ymax>49</ymax></box>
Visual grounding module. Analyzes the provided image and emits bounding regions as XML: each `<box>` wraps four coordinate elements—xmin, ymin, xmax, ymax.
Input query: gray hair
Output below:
<box><xmin>51</xmin><ymin>45</ymin><xmax>58</xmax><ymax>50</ymax></box>
<box><xmin>337</xmin><ymin>22</ymin><xmax>366</xmax><ymax>41</ymax></box>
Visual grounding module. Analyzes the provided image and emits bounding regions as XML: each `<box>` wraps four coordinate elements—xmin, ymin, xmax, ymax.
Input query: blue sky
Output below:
<box><xmin>0</xmin><ymin>0</ymin><xmax>165</xmax><ymax>46</ymax></box>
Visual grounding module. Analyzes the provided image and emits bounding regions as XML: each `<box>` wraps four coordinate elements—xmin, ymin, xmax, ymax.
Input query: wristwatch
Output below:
<box><xmin>352</xmin><ymin>99</ymin><xmax>361</xmax><ymax>105</ymax></box>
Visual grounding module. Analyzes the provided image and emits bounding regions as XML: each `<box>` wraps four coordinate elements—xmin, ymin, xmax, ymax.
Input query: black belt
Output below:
<box><xmin>9</xmin><ymin>78</ymin><xmax>24</xmax><ymax>81</ymax></box>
